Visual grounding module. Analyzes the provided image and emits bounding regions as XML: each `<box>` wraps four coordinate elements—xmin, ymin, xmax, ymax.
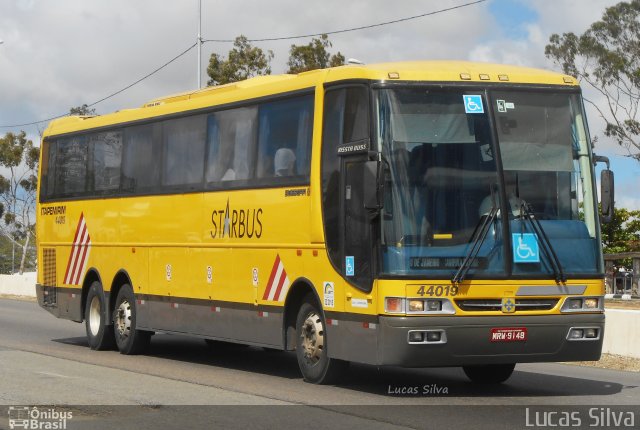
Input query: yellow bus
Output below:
<box><xmin>36</xmin><ymin>61</ymin><xmax>614</xmax><ymax>384</ymax></box>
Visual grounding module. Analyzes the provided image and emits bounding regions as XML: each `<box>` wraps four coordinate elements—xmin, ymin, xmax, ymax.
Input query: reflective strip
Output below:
<box><xmin>263</xmin><ymin>254</ymin><xmax>290</xmax><ymax>302</ymax></box>
<box><xmin>63</xmin><ymin>213</ymin><xmax>92</xmax><ymax>286</ymax></box>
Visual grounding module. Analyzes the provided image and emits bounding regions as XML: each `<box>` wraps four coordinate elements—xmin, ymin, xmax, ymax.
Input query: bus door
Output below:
<box><xmin>342</xmin><ymin>157</ymin><xmax>375</xmax><ymax>290</ymax></box>
<box><xmin>322</xmin><ymin>85</ymin><xmax>375</xmax><ymax>292</ymax></box>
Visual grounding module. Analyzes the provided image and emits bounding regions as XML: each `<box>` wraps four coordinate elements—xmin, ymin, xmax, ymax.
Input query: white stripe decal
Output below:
<box><xmin>275</xmin><ymin>277</ymin><xmax>291</xmax><ymax>302</ymax></box>
<box><xmin>70</xmin><ymin>224</ymin><xmax>89</xmax><ymax>284</ymax></box>
<box><xmin>263</xmin><ymin>255</ymin><xmax>291</xmax><ymax>303</ymax></box>
<box><xmin>64</xmin><ymin>214</ymin><xmax>92</xmax><ymax>286</ymax></box>
<box><xmin>267</xmin><ymin>264</ymin><xmax>285</xmax><ymax>301</ymax></box>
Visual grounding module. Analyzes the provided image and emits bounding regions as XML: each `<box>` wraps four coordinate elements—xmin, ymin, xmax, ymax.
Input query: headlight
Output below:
<box><xmin>385</xmin><ymin>297</ymin><xmax>455</xmax><ymax>315</ymax></box>
<box><xmin>561</xmin><ymin>296</ymin><xmax>603</xmax><ymax>312</ymax></box>
<box><xmin>567</xmin><ymin>298</ymin><xmax>583</xmax><ymax>310</ymax></box>
<box><xmin>426</xmin><ymin>300</ymin><xmax>442</xmax><ymax>311</ymax></box>
<box><xmin>584</xmin><ymin>298</ymin><xmax>599</xmax><ymax>309</ymax></box>
<box><xmin>408</xmin><ymin>299</ymin><xmax>424</xmax><ymax>312</ymax></box>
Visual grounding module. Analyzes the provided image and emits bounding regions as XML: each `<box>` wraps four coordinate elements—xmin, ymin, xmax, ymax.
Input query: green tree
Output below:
<box><xmin>545</xmin><ymin>0</ymin><xmax>640</xmax><ymax>160</ymax></box>
<box><xmin>601</xmin><ymin>207</ymin><xmax>640</xmax><ymax>255</ymax></box>
<box><xmin>0</xmin><ymin>234</ymin><xmax>14</xmax><ymax>274</ymax></box>
<box><xmin>0</xmin><ymin>131</ymin><xmax>39</xmax><ymax>274</ymax></box>
<box><xmin>207</xmin><ymin>35</ymin><xmax>274</xmax><ymax>86</ymax></box>
<box><xmin>69</xmin><ymin>104</ymin><xmax>96</xmax><ymax>116</ymax></box>
<box><xmin>286</xmin><ymin>34</ymin><xmax>345</xmax><ymax>74</ymax></box>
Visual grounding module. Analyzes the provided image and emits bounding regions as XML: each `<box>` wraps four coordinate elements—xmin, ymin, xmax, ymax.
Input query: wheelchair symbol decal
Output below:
<box><xmin>512</xmin><ymin>233</ymin><xmax>540</xmax><ymax>263</ymax></box>
<box><xmin>463</xmin><ymin>95</ymin><xmax>484</xmax><ymax>114</ymax></box>
<box><xmin>345</xmin><ymin>256</ymin><xmax>355</xmax><ymax>276</ymax></box>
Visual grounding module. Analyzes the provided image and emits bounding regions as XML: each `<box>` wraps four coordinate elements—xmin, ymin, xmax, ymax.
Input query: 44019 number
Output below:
<box><xmin>415</xmin><ymin>285</ymin><xmax>458</xmax><ymax>297</ymax></box>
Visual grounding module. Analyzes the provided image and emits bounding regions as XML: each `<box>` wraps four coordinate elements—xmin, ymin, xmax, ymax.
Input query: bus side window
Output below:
<box><xmin>90</xmin><ymin>131</ymin><xmax>123</xmax><ymax>193</ymax></box>
<box><xmin>162</xmin><ymin>115</ymin><xmax>206</xmax><ymax>188</ymax></box>
<box><xmin>205</xmin><ymin>107</ymin><xmax>257</xmax><ymax>186</ymax></box>
<box><xmin>55</xmin><ymin>136</ymin><xmax>89</xmax><ymax>197</ymax></box>
<box><xmin>256</xmin><ymin>95</ymin><xmax>313</xmax><ymax>182</ymax></box>
<box><xmin>122</xmin><ymin>123</ymin><xmax>161</xmax><ymax>193</ymax></box>
<box><xmin>322</xmin><ymin>89</ymin><xmax>347</xmax><ymax>266</ymax></box>
<box><xmin>40</xmin><ymin>140</ymin><xmax>56</xmax><ymax>200</ymax></box>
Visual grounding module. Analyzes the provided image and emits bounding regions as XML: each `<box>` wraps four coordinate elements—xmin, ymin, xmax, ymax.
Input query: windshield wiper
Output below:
<box><xmin>518</xmin><ymin>201</ymin><xmax>566</xmax><ymax>284</ymax></box>
<box><xmin>452</xmin><ymin>198</ymin><xmax>498</xmax><ymax>284</ymax></box>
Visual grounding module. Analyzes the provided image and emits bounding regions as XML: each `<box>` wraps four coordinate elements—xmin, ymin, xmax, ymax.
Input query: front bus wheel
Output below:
<box><xmin>463</xmin><ymin>363</ymin><xmax>516</xmax><ymax>384</ymax></box>
<box><xmin>113</xmin><ymin>284</ymin><xmax>151</xmax><ymax>355</ymax></box>
<box><xmin>295</xmin><ymin>296</ymin><xmax>348</xmax><ymax>384</ymax></box>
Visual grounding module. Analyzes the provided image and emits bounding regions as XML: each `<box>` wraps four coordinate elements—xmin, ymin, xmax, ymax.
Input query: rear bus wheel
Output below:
<box><xmin>113</xmin><ymin>284</ymin><xmax>150</xmax><ymax>355</ymax></box>
<box><xmin>463</xmin><ymin>363</ymin><xmax>516</xmax><ymax>384</ymax></box>
<box><xmin>84</xmin><ymin>281</ymin><xmax>115</xmax><ymax>350</ymax></box>
<box><xmin>295</xmin><ymin>296</ymin><xmax>348</xmax><ymax>384</ymax></box>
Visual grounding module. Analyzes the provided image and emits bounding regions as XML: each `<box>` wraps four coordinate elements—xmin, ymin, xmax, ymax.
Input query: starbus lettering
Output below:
<box><xmin>210</xmin><ymin>199</ymin><xmax>263</xmax><ymax>239</ymax></box>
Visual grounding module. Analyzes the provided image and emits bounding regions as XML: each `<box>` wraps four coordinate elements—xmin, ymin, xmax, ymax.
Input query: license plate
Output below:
<box><xmin>490</xmin><ymin>327</ymin><xmax>527</xmax><ymax>342</ymax></box>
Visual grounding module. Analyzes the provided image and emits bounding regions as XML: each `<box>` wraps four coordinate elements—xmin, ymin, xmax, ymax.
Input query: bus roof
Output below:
<box><xmin>43</xmin><ymin>60</ymin><xmax>578</xmax><ymax>138</ymax></box>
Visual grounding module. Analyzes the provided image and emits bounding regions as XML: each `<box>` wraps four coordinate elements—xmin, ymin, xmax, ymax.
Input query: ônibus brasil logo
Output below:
<box><xmin>8</xmin><ymin>406</ymin><xmax>73</xmax><ymax>429</ymax></box>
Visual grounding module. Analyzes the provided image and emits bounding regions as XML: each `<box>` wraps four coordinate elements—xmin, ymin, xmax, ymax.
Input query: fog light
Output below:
<box><xmin>426</xmin><ymin>300</ymin><xmax>442</xmax><ymax>311</ymax></box>
<box><xmin>585</xmin><ymin>328</ymin><xmax>598</xmax><ymax>338</ymax></box>
<box><xmin>409</xmin><ymin>331</ymin><xmax>424</xmax><ymax>343</ymax></box>
<box><xmin>426</xmin><ymin>331</ymin><xmax>442</xmax><ymax>342</ymax></box>
<box><xmin>584</xmin><ymin>298</ymin><xmax>599</xmax><ymax>309</ymax></box>
<box><xmin>569</xmin><ymin>329</ymin><xmax>584</xmax><ymax>339</ymax></box>
<box><xmin>567</xmin><ymin>298</ymin><xmax>583</xmax><ymax>310</ymax></box>
<box><xmin>409</xmin><ymin>299</ymin><xmax>424</xmax><ymax>312</ymax></box>
<box><xmin>385</xmin><ymin>297</ymin><xmax>405</xmax><ymax>313</ymax></box>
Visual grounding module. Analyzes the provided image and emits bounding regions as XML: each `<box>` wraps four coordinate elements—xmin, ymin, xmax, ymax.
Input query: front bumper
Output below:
<box><xmin>378</xmin><ymin>313</ymin><xmax>604</xmax><ymax>367</ymax></box>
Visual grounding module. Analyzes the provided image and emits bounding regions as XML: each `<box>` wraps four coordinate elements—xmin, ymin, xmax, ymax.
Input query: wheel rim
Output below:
<box><xmin>300</xmin><ymin>311</ymin><xmax>325</xmax><ymax>364</ymax></box>
<box><xmin>115</xmin><ymin>299</ymin><xmax>132</xmax><ymax>339</ymax></box>
<box><xmin>88</xmin><ymin>296</ymin><xmax>102</xmax><ymax>336</ymax></box>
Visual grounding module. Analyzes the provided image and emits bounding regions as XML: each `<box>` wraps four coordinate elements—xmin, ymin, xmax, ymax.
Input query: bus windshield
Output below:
<box><xmin>376</xmin><ymin>87</ymin><xmax>601</xmax><ymax>278</ymax></box>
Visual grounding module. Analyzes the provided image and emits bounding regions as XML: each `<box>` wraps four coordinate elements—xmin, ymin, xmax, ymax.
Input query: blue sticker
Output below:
<box><xmin>463</xmin><ymin>95</ymin><xmax>484</xmax><ymax>114</ymax></box>
<box><xmin>345</xmin><ymin>256</ymin><xmax>355</xmax><ymax>276</ymax></box>
<box><xmin>512</xmin><ymin>233</ymin><xmax>540</xmax><ymax>263</ymax></box>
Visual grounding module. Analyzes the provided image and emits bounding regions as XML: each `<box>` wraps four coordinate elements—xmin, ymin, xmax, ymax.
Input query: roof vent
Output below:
<box><xmin>347</xmin><ymin>58</ymin><xmax>364</xmax><ymax>65</ymax></box>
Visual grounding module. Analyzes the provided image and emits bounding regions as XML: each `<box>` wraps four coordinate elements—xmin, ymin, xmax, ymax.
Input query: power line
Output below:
<box><xmin>203</xmin><ymin>0</ymin><xmax>487</xmax><ymax>43</ymax></box>
<box><xmin>0</xmin><ymin>42</ymin><xmax>197</xmax><ymax>128</ymax></box>
<box><xmin>0</xmin><ymin>0</ymin><xmax>487</xmax><ymax>129</ymax></box>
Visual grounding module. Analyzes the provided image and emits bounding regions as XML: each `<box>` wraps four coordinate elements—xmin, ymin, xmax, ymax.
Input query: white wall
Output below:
<box><xmin>0</xmin><ymin>272</ymin><xmax>36</xmax><ymax>296</ymax></box>
<box><xmin>603</xmin><ymin>309</ymin><xmax>640</xmax><ymax>359</ymax></box>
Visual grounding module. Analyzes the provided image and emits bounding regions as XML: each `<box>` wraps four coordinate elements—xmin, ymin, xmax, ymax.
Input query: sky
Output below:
<box><xmin>0</xmin><ymin>0</ymin><xmax>637</xmax><ymax>209</ymax></box>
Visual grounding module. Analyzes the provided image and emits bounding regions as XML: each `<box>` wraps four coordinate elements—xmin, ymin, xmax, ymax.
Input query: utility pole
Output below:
<box><xmin>197</xmin><ymin>0</ymin><xmax>202</xmax><ymax>89</ymax></box>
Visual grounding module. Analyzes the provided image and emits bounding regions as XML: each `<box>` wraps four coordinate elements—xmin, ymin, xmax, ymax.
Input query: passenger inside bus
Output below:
<box><xmin>274</xmin><ymin>148</ymin><xmax>296</xmax><ymax>177</ymax></box>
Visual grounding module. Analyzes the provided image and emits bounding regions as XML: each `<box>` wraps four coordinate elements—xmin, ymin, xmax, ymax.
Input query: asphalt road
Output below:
<box><xmin>0</xmin><ymin>298</ymin><xmax>638</xmax><ymax>429</ymax></box>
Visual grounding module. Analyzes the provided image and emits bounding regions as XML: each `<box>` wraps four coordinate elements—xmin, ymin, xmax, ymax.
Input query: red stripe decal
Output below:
<box><xmin>64</xmin><ymin>214</ymin><xmax>90</xmax><ymax>285</ymax></box>
<box><xmin>68</xmin><ymin>223</ymin><xmax>88</xmax><ymax>284</ymax></box>
<box><xmin>262</xmin><ymin>254</ymin><xmax>281</xmax><ymax>300</ymax></box>
<box><xmin>272</xmin><ymin>267</ymin><xmax>287</xmax><ymax>302</ymax></box>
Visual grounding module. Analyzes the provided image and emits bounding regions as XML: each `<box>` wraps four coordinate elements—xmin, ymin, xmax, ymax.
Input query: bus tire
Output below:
<box><xmin>463</xmin><ymin>363</ymin><xmax>515</xmax><ymax>384</ymax></box>
<box><xmin>295</xmin><ymin>296</ymin><xmax>348</xmax><ymax>384</ymax></box>
<box><xmin>85</xmin><ymin>281</ymin><xmax>115</xmax><ymax>350</ymax></box>
<box><xmin>113</xmin><ymin>284</ymin><xmax>150</xmax><ymax>355</ymax></box>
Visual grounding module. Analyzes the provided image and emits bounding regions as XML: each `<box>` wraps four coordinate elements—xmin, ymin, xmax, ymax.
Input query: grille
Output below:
<box><xmin>455</xmin><ymin>298</ymin><xmax>559</xmax><ymax>312</ymax></box>
<box><xmin>42</xmin><ymin>248</ymin><xmax>57</xmax><ymax>286</ymax></box>
<box><xmin>42</xmin><ymin>248</ymin><xmax>57</xmax><ymax>306</ymax></box>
